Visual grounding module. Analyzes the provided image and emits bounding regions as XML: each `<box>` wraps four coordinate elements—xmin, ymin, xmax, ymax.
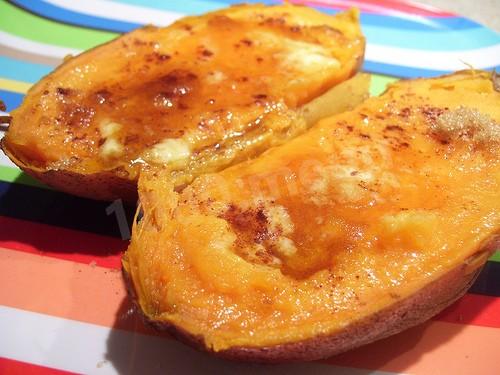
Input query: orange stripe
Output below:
<box><xmin>0</xmin><ymin>246</ymin><xmax>155</xmax><ymax>335</ymax></box>
<box><xmin>1</xmin><ymin>246</ymin><xmax>499</xmax><ymax>374</ymax></box>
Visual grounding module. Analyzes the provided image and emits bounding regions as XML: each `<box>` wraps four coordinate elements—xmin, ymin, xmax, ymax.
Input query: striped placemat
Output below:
<box><xmin>0</xmin><ymin>1</ymin><xmax>499</xmax><ymax>374</ymax></box>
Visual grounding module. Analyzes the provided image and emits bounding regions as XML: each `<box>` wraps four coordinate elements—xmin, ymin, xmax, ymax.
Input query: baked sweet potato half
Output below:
<box><xmin>1</xmin><ymin>3</ymin><xmax>365</xmax><ymax>201</ymax></box>
<box><xmin>123</xmin><ymin>70</ymin><xmax>500</xmax><ymax>362</ymax></box>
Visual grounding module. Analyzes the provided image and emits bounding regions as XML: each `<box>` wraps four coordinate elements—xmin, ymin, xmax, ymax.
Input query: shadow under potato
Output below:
<box><xmin>104</xmin><ymin>295</ymin><xmax>474</xmax><ymax>374</ymax></box>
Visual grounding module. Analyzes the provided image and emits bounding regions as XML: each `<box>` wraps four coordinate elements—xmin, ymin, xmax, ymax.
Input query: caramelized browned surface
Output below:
<box><xmin>3</xmin><ymin>4</ymin><xmax>364</xmax><ymax>188</ymax></box>
<box><xmin>124</xmin><ymin>71</ymin><xmax>500</xmax><ymax>352</ymax></box>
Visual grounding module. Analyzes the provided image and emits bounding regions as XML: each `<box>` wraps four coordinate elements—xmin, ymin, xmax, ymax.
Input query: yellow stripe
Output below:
<box><xmin>0</xmin><ymin>78</ymin><xmax>31</xmax><ymax>94</ymax></box>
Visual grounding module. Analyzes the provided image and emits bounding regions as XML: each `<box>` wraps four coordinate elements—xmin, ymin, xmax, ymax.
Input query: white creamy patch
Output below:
<box><xmin>264</xmin><ymin>204</ymin><xmax>294</xmax><ymax>235</ymax></box>
<box><xmin>99</xmin><ymin>120</ymin><xmax>124</xmax><ymax>159</ymax></box>
<box><xmin>275</xmin><ymin>237</ymin><xmax>297</xmax><ymax>257</ymax></box>
<box><xmin>100</xmin><ymin>138</ymin><xmax>124</xmax><ymax>158</ymax></box>
<box><xmin>206</xmin><ymin>70</ymin><xmax>227</xmax><ymax>85</ymax></box>
<box><xmin>250</xmin><ymin>31</ymin><xmax>339</xmax><ymax>73</ymax></box>
<box><xmin>308</xmin><ymin>142</ymin><xmax>399</xmax><ymax>205</ymax></box>
<box><xmin>143</xmin><ymin>138</ymin><xmax>191</xmax><ymax>166</ymax></box>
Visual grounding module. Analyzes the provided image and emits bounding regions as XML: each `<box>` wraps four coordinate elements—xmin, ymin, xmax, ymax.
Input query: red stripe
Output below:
<box><xmin>0</xmin><ymin>357</ymin><xmax>77</xmax><ymax>375</ymax></box>
<box><xmin>0</xmin><ymin>216</ymin><xmax>124</xmax><ymax>269</ymax></box>
<box><xmin>289</xmin><ymin>0</ymin><xmax>454</xmax><ymax>17</ymax></box>
<box><xmin>436</xmin><ymin>294</ymin><xmax>500</xmax><ymax>328</ymax></box>
<box><xmin>1</xmin><ymin>216</ymin><xmax>499</xmax><ymax>328</ymax></box>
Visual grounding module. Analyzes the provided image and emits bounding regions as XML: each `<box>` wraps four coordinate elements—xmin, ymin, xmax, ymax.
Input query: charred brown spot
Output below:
<box><xmin>385</xmin><ymin>125</ymin><xmax>404</xmax><ymax>132</ymax></box>
<box><xmin>94</xmin><ymin>89</ymin><xmax>111</xmax><ymax>104</ymax></box>
<box><xmin>222</xmin><ymin>204</ymin><xmax>271</xmax><ymax>244</ymax></box>
<box><xmin>253</xmin><ymin>94</ymin><xmax>267</xmax><ymax>100</ymax></box>
<box><xmin>56</xmin><ymin>87</ymin><xmax>72</xmax><ymax>96</ymax></box>
<box><xmin>421</xmin><ymin>106</ymin><xmax>445</xmax><ymax>123</ymax></box>
<box><xmin>199</xmin><ymin>48</ymin><xmax>213</xmax><ymax>58</ymax></box>
<box><xmin>157</xmin><ymin>54</ymin><xmax>171</xmax><ymax>61</ymax></box>
<box><xmin>133</xmin><ymin>39</ymin><xmax>147</xmax><ymax>46</ymax></box>
<box><xmin>359</xmin><ymin>133</ymin><xmax>371</xmax><ymax>139</ymax></box>
<box><xmin>155</xmin><ymin>70</ymin><xmax>197</xmax><ymax>101</ymax></box>
<box><xmin>492</xmin><ymin>70</ymin><xmax>500</xmax><ymax>92</ymax></box>
<box><xmin>240</xmin><ymin>39</ymin><xmax>253</xmax><ymax>46</ymax></box>
<box><xmin>260</xmin><ymin>17</ymin><xmax>286</xmax><ymax>26</ymax></box>
<box><xmin>398</xmin><ymin>107</ymin><xmax>411</xmax><ymax>118</ymax></box>
<box><xmin>60</xmin><ymin>106</ymin><xmax>95</xmax><ymax>128</ymax></box>
<box><xmin>198</xmin><ymin>119</ymin><xmax>209</xmax><ymax>130</ymax></box>
<box><xmin>124</xmin><ymin>134</ymin><xmax>139</xmax><ymax>145</ymax></box>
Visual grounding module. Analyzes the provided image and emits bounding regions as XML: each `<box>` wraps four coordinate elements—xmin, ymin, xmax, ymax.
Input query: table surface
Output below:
<box><xmin>418</xmin><ymin>0</ymin><xmax>500</xmax><ymax>32</ymax></box>
<box><xmin>0</xmin><ymin>1</ymin><xmax>499</xmax><ymax>374</ymax></box>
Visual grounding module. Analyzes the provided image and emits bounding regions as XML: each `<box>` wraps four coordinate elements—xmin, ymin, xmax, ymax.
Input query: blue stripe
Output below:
<box><xmin>361</xmin><ymin>13</ymin><xmax>482</xmax><ymax>31</ymax></box>
<box><xmin>363</xmin><ymin>60</ymin><xmax>445</xmax><ymax>78</ymax></box>
<box><xmin>12</xmin><ymin>0</ymin><xmax>140</xmax><ymax>33</ymax></box>
<box><xmin>0</xmin><ymin>90</ymin><xmax>24</xmax><ymax>111</ymax></box>
<box><xmin>23</xmin><ymin>0</ymin><xmax>498</xmax><ymax>50</ymax></box>
<box><xmin>362</xmin><ymin>26</ymin><xmax>500</xmax><ymax>51</ymax></box>
<box><xmin>0</xmin><ymin>56</ymin><xmax>52</xmax><ymax>83</ymax></box>
<box><xmin>470</xmin><ymin>261</ymin><xmax>500</xmax><ymax>297</ymax></box>
<box><xmin>112</xmin><ymin>0</ymin><xmax>223</xmax><ymax>15</ymax></box>
<box><xmin>363</xmin><ymin>61</ymin><xmax>500</xmax><ymax>79</ymax></box>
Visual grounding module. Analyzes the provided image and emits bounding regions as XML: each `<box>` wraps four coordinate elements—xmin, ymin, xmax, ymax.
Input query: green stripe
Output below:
<box><xmin>369</xmin><ymin>73</ymin><xmax>398</xmax><ymax>96</ymax></box>
<box><xmin>0</xmin><ymin>1</ymin><xmax>118</xmax><ymax>50</ymax></box>
<box><xmin>490</xmin><ymin>251</ymin><xmax>500</xmax><ymax>263</ymax></box>
<box><xmin>0</xmin><ymin>165</ymin><xmax>50</xmax><ymax>189</ymax></box>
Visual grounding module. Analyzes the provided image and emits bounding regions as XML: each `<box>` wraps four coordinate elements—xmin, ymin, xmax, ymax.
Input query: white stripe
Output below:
<box><xmin>366</xmin><ymin>43</ymin><xmax>500</xmax><ymax>71</ymax></box>
<box><xmin>0</xmin><ymin>305</ymin><xmax>399</xmax><ymax>375</ymax></box>
<box><xmin>0</xmin><ymin>132</ymin><xmax>19</xmax><ymax>169</ymax></box>
<box><xmin>0</xmin><ymin>152</ymin><xmax>17</xmax><ymax>169</ymax></box>
<box><xmin>1</xmin><ymin>26</ymin><xmax>499</xmax><ymax>73</ymax></box>
<box><xmin>0</xmin><ymin>30</ymin><xmax>79</xmax><ymax>59</ymax></box>
<box><xmin>45</xmin><ymin>0</ymin><xmax>184</xmax><ymax>26</ymax></box>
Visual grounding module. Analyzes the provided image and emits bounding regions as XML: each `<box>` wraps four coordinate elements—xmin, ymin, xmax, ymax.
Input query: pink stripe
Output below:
<box><xmin>0</xmin><ymin>216</ymin><xmax>125</xmax><ymax>269</ymax></box>
<box><xmin>289</xmin><ymin>0</ymin><xmax>454</xmax><ymax>17</ymax></box>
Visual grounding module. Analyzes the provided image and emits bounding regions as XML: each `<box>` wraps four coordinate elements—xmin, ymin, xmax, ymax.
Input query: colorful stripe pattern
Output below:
<box><xmin>0</xmin><ymin>1</ymin><xmax>499</xmax><ymax>374</ymax></box>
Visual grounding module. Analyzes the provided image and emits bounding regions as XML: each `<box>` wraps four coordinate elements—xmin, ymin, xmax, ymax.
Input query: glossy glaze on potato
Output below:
<box><xmin>124</xmin><ymin>71</ymin><xmax>500</xmax><ymax>360</ymax></box>
<box><xmin>2</xmin><ymin>4</ymin><xmax>364</xmax><ymax>199</ymax></box>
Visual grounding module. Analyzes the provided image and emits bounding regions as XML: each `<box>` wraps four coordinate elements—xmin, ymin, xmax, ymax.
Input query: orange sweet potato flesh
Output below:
<box><xmin>1</xmin><ymin>4</ymin><xmax>364</xmax><ymax>201</ymax></box>
<box><xmin>123</xmin><ymin>70</ymin><xmax>500</xmax><ymax>361</ymax></box>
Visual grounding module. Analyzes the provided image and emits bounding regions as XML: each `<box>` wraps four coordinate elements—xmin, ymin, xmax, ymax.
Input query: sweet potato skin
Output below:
<box><xmin>1</xmin><ymin>142</ymin><xmax>137</xmax><ymax>201</ymax></box>
<box><xmin>123</xmin><ymin>236</ymin><xmax>497</xmax><ymax>362</ymax></box>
